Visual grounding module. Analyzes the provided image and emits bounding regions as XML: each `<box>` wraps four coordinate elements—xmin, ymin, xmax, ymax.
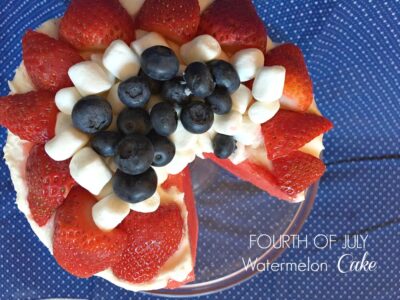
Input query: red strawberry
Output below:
<box><xmin>22</xmin><ymin>31</ymin><xmax>83</xmax><ymax>91</ymax></box>
<box><xmin>59</xmin><ymin>0</ymin><xmax>136</xmax><ymax>50</ymax></box>
<box><xmin>53</xmin><ymin>187</ymin><xmax>127</xmax><ymax>278</ymax></box>
<box><xmin>0</xmin><ymin>91</ymin><xmax>58</xmax><ymax>144</ymax></box>
<box><xmin>26</xmin><ymin>144</ymin><xmax>75</xmax><ymax>226</ymax></box>
<box><xmin>136</xmin><ymin>0</ymin><xmax>200</xmax><ymax>44</ymax></box>
<box><xmin>272</xmin><ymin>151</ymin><xmax>326</xmax><ymax>198</ymax></box>
<box><xmin>198</xmin><ymin>0</ymin><xmax>267</xmax><ymax>53</ymax></box>
<box><xmin>262</xmin><ymin>110</ymin><xmax>333</xmax><ymax>160</ymax></box>
<box><xmin>265</xmin><ymin>44</ymin><xmax>313</xmax><ymax>112</ymax></box>
<box><xmin>112</xmin><ymin>204</ymin><xmax>183</xmax><ymax>283</ymax></box>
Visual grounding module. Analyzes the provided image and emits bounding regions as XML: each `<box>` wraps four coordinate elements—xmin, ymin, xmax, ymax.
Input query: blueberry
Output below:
<box><xmin>72</xmin><ymin>96</ymin><xmax>112</xmax><ymax>134</ymax></box>
<box><xmin>117</xmin><ymin>108</ymin><xmax>152</xmax><ymax>136</ymax></box>
<box><xmin>118</xmin><ymin>76</ymin><xmax>151</xmax><ymax>108</ymax></box>
<box><xmin>161</xmin><ymin>77</ymin><xmax>190</xmax><ymax>105</ymax></box>
<box><xmin>148</xmin><ymin>131</ymin><xmax>176</xmax><ymax>167</ymax></box>
<box><xmin>139</xmin><ymin>69</ymin><xmax>162</xmax><ymax>94</ymax></box>
<box><xmin>114</xmin><ymin>134</ymin><xmax>154</xmax><ymax>175</ymax></box>
<box><xmin>113</xmin><ymin>168</ymin><xmax>158</xmax><ymax>203</ymax></box>
<box><xmin>91</xmin><ymin>131</ymin><xmax>122</xmax><ymax>157</ymax></box>
<box><xmin>141</xmin><ymin>46</ymin><xmax>179</xmax><ymax>81</ymax></box>
<box><xmin>208</xmin><ymin>60</ymin><xmax>240</xmax><ymax>93</ymax></box>
<box><xmin>212</xmin><ymin>134</ymin><xmax>237</xmax><ymax>159</ymax></box>
<box><xmin>205</xmin><ymin>87</ymin><xmax>232</xmax><ymax>115</ymax></box>
<box><xmin>180</xmin><ymin>101</ymin><xmax>214</xmax><ymax>134</ymax></box>
<box><xmin>184</xmin><ymin>62</ymin><xmax>215</xmax><ymax>98</ymax></box>
<box><xmin>150</xmin><ymin>102</ymin><xmax>178</xmax><ymax>136</ymax></box>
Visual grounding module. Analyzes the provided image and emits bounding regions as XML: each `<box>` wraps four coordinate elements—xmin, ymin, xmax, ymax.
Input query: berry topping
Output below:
<box><xmin>141</xmin><ymin>46</ymin><xmax>180</xmax><ymax>81</ymax></box>
<box><xmin>0</xmin><ymin>91</ymin><xmax>58</xmax><ymax>144</ymax></box>
<box><xmin>118</xmin><ymin>76</ymin><xmax>151</xmax><ymax>108</ymax></box>
<box><xmin>53</xmin><ymin>187</ymin><xmax>127</xmax><ymax>278</ymax></box>
<box><xmin>139</xmin><ymin>70</ymin><xmax>163</xmax><ymax>94</ymax></box>
<box><xmin>148</xmin><ymin>131</ymin><xmax>176</xmax><ymax>167</ymax></box>
<box><xmin>150</xmin><ymin>102</ymin><xmax>178</xmax><ymax>136</ymax></box>
<box><xmin>71</xmin><ymin>95</ymin><xmax>112</xmax><ymax>134</ymax></box>
<box><xmin>180</xmin><ymin>101</ymin><xmax>214</xmax><ymax>134</ymax></box>
<box><xmin>114</xmin><ymin>135</ymin><xmax>154</xmax><ymax>176</ymax></box>
<box><xmin>136</xmin><ymin>0</ymin><xmax>200</xmax><ymax>44</ymax></box>
<box><xmin>26</xmin><ymin>144</ymin><xmax>75</xmax><ymax>226</ymax></box>
<box><xmin>198</xmin><ymin>0</ymin><xmax>267</xmax><ymax>53</ymax></box>
<box><xmin>207</xmin><ymin>60</ymin><xmax>240</xmax><ymax>93</ymax></box>
<box><xmin>59</xmin><ymin>0</ymin><xmax>135</xmax><ymax>50</ymax></box>
<box><xmin>212</xmin><ymin>134</ymin><xmax>237</xmax><ymax>159</ymax></box>
<box><xmin>205</xmin><ymin>87</ymin><xmax>233</xmax><ymax>115</ymax></box>
<box><xmin>117</xmin><ymin>107</ymin><xmax>152</xmax><ymax>136</ymax></box>
<box><xmin>91</xmin><ymin>131</ymin><xmax>122</xmax><ymax>157</ymax></box>
<box><xmin>161</xmin><ymin>77</ymin><xmax>190</xmax><ymax>105</ymax></box>
<box><xmin>22</xmin><ymin>31</ymin><xmax>83</xmax><ymax>92</ymax></box>
<box><xmin>184</xmin><ymin>62</ymin><xmax>215</xmax><ymax>98</ymax></box>
<box><xmin>113</xmin><ymin>168</ymin><xmax>158</xmax><ymax>203</ymax></box>
<box><xmin>112</xmin><ymin>204</ymin><xmax>183</xmax><ymax>283</ymax></box>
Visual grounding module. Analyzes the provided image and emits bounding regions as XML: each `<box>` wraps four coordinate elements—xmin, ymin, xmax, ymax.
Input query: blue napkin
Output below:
<box><xmin>0</xmin><ymin>0</ymin><xmax>399</xmax><ymax>299</ymax></box>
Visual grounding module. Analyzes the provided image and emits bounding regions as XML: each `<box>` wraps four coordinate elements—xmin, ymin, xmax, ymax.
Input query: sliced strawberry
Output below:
<box><xmin>272</xmin><ymin>151</ymin><xmax>326</xmax><ymax>198</ymax></box>
<box><xmin>112</xmin><ymin>203</ymin><xmax>184</xmax><ymax>283</ymax></box>
<box><xmin>22</xmin><ymin>31</ymin><xmax>83</xmax><ymax>92</ymax></box>
<box><xmin>265</xmin><ymin>44</ymin><xmax>313</xmax><ymax>112</ymax></box>
<box><xmin>262</xmin><ymin>110</ymin><xmax>333</xmax><ymax>160</ymax></box>
<box><xmin>53</xmin><ymin>187</ymin><xmax>127</xmax><ymax>278</ymax></box>
<box><xmin>26</xmin><ymin>145</ymin><xmax>75</xmax><ymax>226</ymax></box>
<box><xmin>198</xmin><ymin>0</ymin><xmax>267</xmax><ymax>53</ymax></box>
<box><xmin>59</xmin><ymin>0</ymin><xmax>136</xmax><ymax>50</ymax></box>
<box><xmin>136</xmin><ymin>0</ymin><xmax>200</xmax><ymax>44</ymax></box>
<box><xmin>0</xmin><ymin>91</ymin><xmax>58</xmax><ymax>144</ymax></box>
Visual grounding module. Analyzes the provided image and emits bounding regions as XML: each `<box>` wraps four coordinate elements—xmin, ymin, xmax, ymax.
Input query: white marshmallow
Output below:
<box><xmin>103</xmin><ymin>40</ymin><xmax>141</xmax><ymax>80</ymax></box>
<box><xmin>165</xmin><ymin>150</ymin><xmax>196</xmax><ymax>175</ymax></box>
<box><xmin>92</xmin><ymin>193</ymin><xmax>130</xmax><ymax>231</ymax></box>
<box><xmin>170</xmin><ymin>121</ymin><xmax>198</xmax><ymax>151</ymax></box>
<box><xmin>119</xmin><ymin>0</ymin><xmax>145</xmax><ymax>16</ymax></box>
<box><xmin>231</xmin><ymin>84</ymin><xmax>252</xmax><ymax>114</ymax></box>
<box><xmin>55</xmin><ymin>112</ymin><xmax>73</xmax><ymax>135</ymax></box>
<box><xmin>104</xmin><ymin>157</ymin><xmax>118</xmax><ymax>173</ymax></box>
<box><xmin>131</xmin><ymin>32</ymin><xmax>169</xmax><ymax>56</ymax></box>
<box><xmin>252</xmin><ymin>66</ymin><xmax>286</xmax><ymax>103</ymax></box>
<box><xmin>229</xmin><ymin>142</ymin><xmax>248</xmax><ymax>165</ymax></box>
<box><xmin>68</xmin><ymin>61</ymin><xmax>114</xmax><ymax>96</ymax></box>
<box><xmin>213</xmin><ymin>111</ymin><xmax>243</xmax><ymax>136</ymax></box>
<box><xmin>199</xmin><ymin>0</ymin><xmax>214</xmax><ymax>12</ymax></box>
<box><xmin>180</xmin><ymin>35</ymin><xmax>221</xmax><ymax>64</ymax></box>
<box><xmin>231</xmin><ymin>48</ymin><xmax>265</xmax><ymax>82</ymax></box>
<box><xmin>234</xmin><ymin>116</ymin><xmax>262</xmax><ymax>146</ymax></box>
<box><xmin>248</xmin><ymin>100</ymin><xmax>280</xmax><ymax>124</ymax></box>
<box><xmin>96</xmin><ymin>180</ymin><xmax>114</xmax><ymax>200</ymax></box>
<box><xmin>55</xmin><ymin>87</ymin><xmax>81</xmax><ymax>115</ymax></box>
<box><xmin>107</xmin><ymin>83</ymin><xmax>126</xmax><ymax>115</ymax></box>
<box><xmin>90</xmin><ymin>53</ymin><xmax>115</xmax><ymax>83</ymax></box>
<box><xmin>153</xmin><ymin>167</ymin><xmax>169</xmax><ymax>185</ymax></box>
<box><xmin>196</xmin><ymin>130</ymin><xmax>215</xmax><ymax>156</ymax></box>
<box><xmin>70</xmin><ymin>147</ymin><xmax>113</xmax><ymax>195</ymax></box>
<box><xmin>45</xmin><ymin>128</ymin><xmax>90</xmax><ymax>161</ymax></box>
<box><xmin>129</xmin><ymin>191</ymin><xmax>161</xmax><ymax>213</ymax></box>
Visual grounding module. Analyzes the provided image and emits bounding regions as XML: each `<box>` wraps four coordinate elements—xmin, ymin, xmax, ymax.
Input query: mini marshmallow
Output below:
<box><xmin>119</xmin><ymin>0</ymin><xmax>145</xmax><ymax>16</ymax></box>
<box><xmin>45</xmin><ymin>128</ymin><xmax>90</xmax><ymax>161</ymax></box>
<box><xmin>70</xmin><ymin>147</ymin><xmax>113</xmax><ymax>195</ymax></box>
<box><xmin>252</xmin><ymin>66</ymin><xmax>286</xmax><ymax>103</ymax></box>
<box><xmin>104</xmin><ymin>157</ymin><xmax>118</xmax><ymax>173</ymax></box>
<box><xmin>199</xmin><ymin>0</ymin><xmax>214</xmax><ymax>12</ymax></box>
<box><xmin>234</xmin><ymin>116</ymin><xmax>262</xmax><ymax>146</ymax></box>
<box><xmin>248</xmin><ymin>100</ymin><xmax>280</xmax><ymax>124</ymax></box>
<box><xmin>170</xmin><ymin>121</ymin><xmax>198</xmax><ymax>151</ymax></box>
<box><xmin>107</xmin><ymin>83</ymin><xmax>126</xmax><ymax>115</ymax></box>
<box><xmin>55</xmin><ymin>87</ymin><xmax>81</xmax><ymax>115</ymax></box>
<box><xmin>165</xmin><ymin>149</ymin><xmax>196</xmax><ymax>175</ymax></box>
<box><xmin>231</xmin><ymin>84</ymin><xmax>252</xmax><ymax>114</ymax></box>
<box><xmin>90</xmin><ymin>53</ymin><xmax>115</xmax><ymax>83</ymax></box>
<box><xmin>196</xmin><ymin>130</ymin><xmax>216</xmax><ymax>158</ymax></box>
<box><xmin>180</xmin><ymin>35</ymin><xmax>221</xmax><ymax>64</ymax></box>
<box><xmin>96</xmin><ymin>180</ymin><xmax>114</xmax><ymax>200</ymax></box>
<box><xmin>103</xmin><ymin>40</ymin><xmax>141</xmax><ymax>80</ymax></box>
<box><xmin>92</xmin><ymin>193</ymin><xmax>130</xmax><ymax>231</ymax></box>
<box><xmin>129</xmin><ymin>191</ymin><xmax>161</xmax><ymax>213</ymax></box>
<box><xmin>55</xmin><ymin>112</ymin><xmax>72</xmax><ymax>135</ymax></box>
<box><xmin>229</xmin><ymin>142</ymin><xmax>248</xmax><ymax>165</ymax></box>
<box><xmin>131</xmin><ymin>32</ymin><xmax>169</xmax><ymax>56</ymax></box>
<box><xmin>213</xmin><ymin>111</ymin><xmax>243</xmax><ymax>136</ymax></box>
<box><xmin>231</xmin><ymin>48</ymin><xmax>265</xmax><ymax>82</ymax></box>
<box><xmin>153</xmin><ymin>167</ymin><xmax>168</xmax><ymax>185</ymax></box>
<box><xmin>68</xmin><ymin>61</ymin><xmax>114</xmax><ymax>96</ymax></box>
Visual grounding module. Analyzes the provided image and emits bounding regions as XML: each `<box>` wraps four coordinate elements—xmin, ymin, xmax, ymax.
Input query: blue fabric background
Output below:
<box><xmin>0</xmin><ymin>0</ymin><xmax>399</xmax><ymax>299</ymax></box>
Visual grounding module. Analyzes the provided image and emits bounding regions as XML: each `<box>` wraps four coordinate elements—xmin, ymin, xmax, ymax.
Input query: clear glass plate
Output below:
<box><xmin>147</xmin><ymin>158</ymin><xmax>317</xmax><ymax>297</ymax></box>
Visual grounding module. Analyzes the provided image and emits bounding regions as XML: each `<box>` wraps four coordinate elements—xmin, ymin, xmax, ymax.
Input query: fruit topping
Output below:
<box><xmin>117</xmin><ymin>107</ymin><xmax>152</xmax><ymax>136</ymax></box>
<box><xmin>148</xmin><ymin>131</ymin><xmax>176</xmax><ymax>167</ymax></box>
<box><xmin>184</xmin><ymin>62</ymin><xmax>215</xmax><ymax>98</ymax></box>
<box><xmin>22</xmin><ymin>31</ymin><xmax>83</xmax><ymax>92</ymax></box>
<box><xmin>207</xmin><ymin>60</ymin><xmax>240</xmax><ymax>93</ymax></box>
<box><xmin>0</xmin><ymin>91</ymin><xmax>58</xmax><ymax>144</ymax></box>
<box><xmin>161</xmin><ymin>77</ymin><xmax>190</xmax><ymax>105</ymax></box>
<box><xmin>205</xmin><ymin>87</ymin><xmax>232</xmax><ymax>115</ymax></box>
<box><xmin>141</xmin><ymin>46</ymin><xmax>180</xmax><ymax>81</ymax></box>
<box><xmin>180</xmin><ymin>101</ymin><xmax>214</xmax><ymax>134</ymax></box>
<box><xmin>150</xmin><ymin>102</ymin><xmax>178</xmax><ymax>137</ymax></box>
<box><xmin>118</xmin><ymin>76</ymin><xmax>151</xmax><ymax>108</ymax></box>
<box><xmin>91</xmin><ymin>131</ymin><xmax>122</xmax><ymax>157</ymax></box>
<box><xmin>112</xmin><ymin>203</ymin><xmax>183</xmax><ymax>283</ymax></box>
<box><xmin>212</xmin><ymin>134</ymin><xmax>237</xmax><ymax>159</ymax></box>
<box><xmin>71</xmin><ymin>95</ymin><xmax>113</xmax><ymax>134</ymax></box>
<box><xmin>53</xmin><ymin>186</ymin><xmax>127</xmax><ymax>278</ymax></box>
